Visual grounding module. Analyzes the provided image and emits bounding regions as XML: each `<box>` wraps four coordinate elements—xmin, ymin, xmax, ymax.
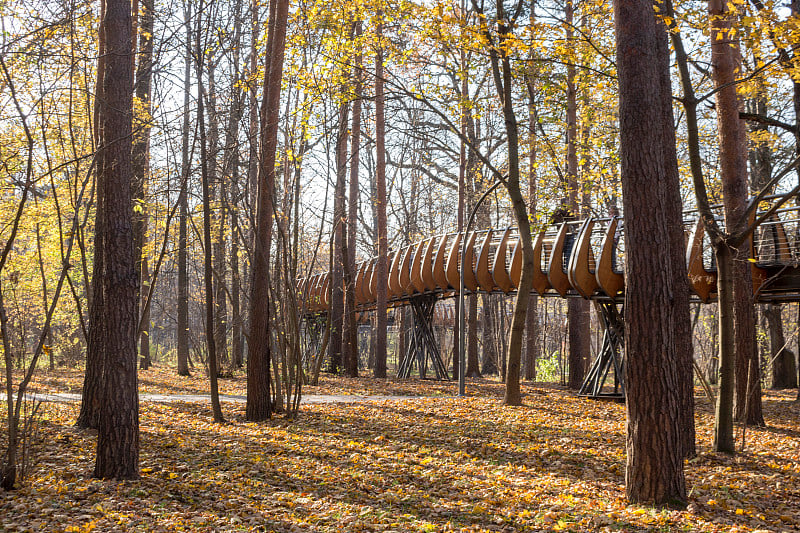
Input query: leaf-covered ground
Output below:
<box><xmin>2</xmin><ymin>371</ymin><xmax>799</xmax><ymax>532</ymax></box>
<box><xmin>12</xmin><ymin>366</ymin><xmax>503</xmax><ymax>398</ymax></box>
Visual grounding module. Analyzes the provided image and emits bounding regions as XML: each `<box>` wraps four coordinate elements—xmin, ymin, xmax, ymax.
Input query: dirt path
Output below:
<box><xmin>22</xmin><ymin>392</ymin><xmax>433</xmax><ymax>404</ymax></box>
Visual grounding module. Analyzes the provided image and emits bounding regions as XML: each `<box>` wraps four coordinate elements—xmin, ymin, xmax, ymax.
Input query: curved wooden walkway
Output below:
<box><xmin>296</xmin><ymin>205</ymin><xmax>800</xmax><ymax>396</ymax></box>
<box><xmin>298</xmin><ymin>207</ymin><xmax>800</xmax><ymax>313</ymax></box>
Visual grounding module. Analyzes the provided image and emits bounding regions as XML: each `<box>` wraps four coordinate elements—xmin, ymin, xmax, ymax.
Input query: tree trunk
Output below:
<box><xmin>93</xmin><ymin>0</ymin><xmax>139</xmax><ymax>479</ymax></box>
<box><xmin>176</xmin><ymin>1</ymin><xmax>192</xmax><ymax>378</ymax></box>
<box><xmin>374</xmin><ymin>10</ymin><xmax>388</xmax><ymax>379</ymax></box>
<box><xmin>470</xmin><ymin>0</ymin><xmax>533</xmax><ymax>405</ymax></box>
<box><xmin>565</xmin><ymin>0</ymin><xmax>589</xmax><ymax>390</ymax></box>
<box><xmin>139</xmin><ymin>257</ymin><xmax>151</xmax><ymax>369</ymax></box>
<box><xmin>466</xmin><ymin>294</ymin><xmax>480</xmax><ymax>376</ymax></box>
<box><xmin>481</xmin><ymin>295</ymin><xmax>497</xmax><ymax>375</ymax></box>
<box><xmin>329</xmin><ymin>94</ymin><xmax>349</xmax><ymax>375</ymax></box>
<box><xmin>614</xmin><ymin>0</ymin><xmax>688</xmax><ymax>504</ymax></box>
<box><xmin>525</xmin><ymin>52</ymin><xmax>538</xmax><ymax>382</ymax></box>
<box><xmin>196</xmin><ymin>1</ymin><xmax>224</xmax><ymax>424</ymax></box>
<box><xmin>714</xmin><ymin>244</ymin><xmax>737</xmax><ymax>452</ymax></box>
<box><xmin>132</xmin><ymin>0</ymin><xmax>154</xmax><ymax>372</ymax></box>
<box><xmin>344</xmin><ymin>22</ymin><xmax>362</xmax><ymax>378</ymax></box>
<box><xmin>1</xmin><ymin>287</ymin><xmax>18</xmax><ymax>489</ymax></box>
<box><xmin>247</xmin><ymin>0</ymin><xmax>288</xmax><ymax>420</ymax></box>
<box><xmin>709</xmin><ymin>0</ymin><xmax>763</xmax><ymax>428</ymax></box>
<box><xmin>76</xmin><ymin>0</ymin><xmax>108</xmax><ymax>431</ymax></box>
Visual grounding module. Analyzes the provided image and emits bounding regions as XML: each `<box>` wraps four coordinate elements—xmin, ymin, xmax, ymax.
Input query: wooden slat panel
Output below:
<box><xmin>410</xmin><ymin>240</ymin><xmax>428</xmax><ymax>293</ymax></box>
<box><xmin>433</xmin><ymin>234</ymin><xmax>451</xmax><ymax>290</ymax></box>
<box><xmin>422</xmin><ymin>237</ymin><xmax>438</xmax><ymax>291</ymax></box>
<box><xmin>321</xmin><ymin>273</ymin><xmax>331</xmax><ymax>307</ymax></box>
<box><xmin>596</xmin><ymin>218</ymin><xmax>624</xmax><ymax>297</ymax></box>
<box><xmin>532</xmin><ymin>231</ymin><xmax>551</xmax><ymax>296</ymax></box>
<box><xmin>567</xmin><ymin>219</ymin><xmax>599</xmax><ymax>298</ymax></box>
<box><xmin>686</xmin><ymin>218</ymin><xmax>716</xmax><ymax>303</ymax></box>
<box><xmin>445</xmin><ymin>233</ymin><xmax>463</xmax><ymax>289</ymax></box>
<box><xmin>509</xmin><ymin>237</ymin><xmax>522</xmax><ymax>288</ymax></box>
<box><xmin>492</xmin><ymin>228</ymin><xmax>514</xmax><ymax>293</ymax></box>
<box><xmin>547</xmin><ymin>223</ymin><xmax>572</xmax><ymax>297</ymax></box>
<box><xmin>463</xmin><ymin>232</ymin><xmax>479</xmax><ymax>292</ymax></box>
<box><xmin>355</xmin><ymin>262</ymin><xmax>368</xmax><ymax>305</ymax></box>
<box><xmin>305</xmin><ymin>275</ymin><xmax>317</xmax><ymax>311</ymax></box>
<box><xmin>399</xmin><ymin>245</ymin><xmax>414</xmax><ymax>295</ymax></box>
<box><xmin>365</xmin><ymin>258</ymin><xmax>377</xmax><ymax>301</ymax></box>
<box><xmin>389</xmin><ymin>247</ymin><xmax>404</xmax><ymax>299</ymax></box>
<box><xmin>476</xmin><ymin>229</ymin><xmax>497</xmax><ymax>292</ymax></box>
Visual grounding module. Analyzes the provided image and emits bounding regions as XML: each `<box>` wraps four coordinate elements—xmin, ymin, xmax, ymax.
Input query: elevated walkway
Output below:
<box><xmin>297</xmin><ymin>204</ymin><xmax>800</xmax><ymax>397</ymax></box>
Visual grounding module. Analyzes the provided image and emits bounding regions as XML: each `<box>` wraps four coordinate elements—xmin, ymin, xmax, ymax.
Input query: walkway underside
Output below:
<box><xmin>297</xmin><ymin>206</ymin><xmax>800</xmax><ymax>397</ymax></box>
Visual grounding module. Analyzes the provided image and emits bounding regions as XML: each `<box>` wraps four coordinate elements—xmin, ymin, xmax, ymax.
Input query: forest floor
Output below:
<box><xmin>1</xmin><ymin>367</ymin><xmax>799</xmax><ymax>532</ymax></box>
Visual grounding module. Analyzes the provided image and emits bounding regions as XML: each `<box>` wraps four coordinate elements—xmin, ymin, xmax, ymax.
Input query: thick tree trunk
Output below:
<box><xmin>247</xmin><ymin>0</ymin><xmax>288</xmax><ymax>421</ymax></box>
<box><xmin>614</xmin><ymin>0</ymin><xmax>689</xmax><ymax>504</ymax></box>
<box><xmin>76</xmin><ymin>0</ymin><xmax>107</xmax><ymax>431</ymax></box>
<box><xmin>93</xmin><ymin>0</ymin><xmax>139</xmax><ymax>479</ymax></box>
<box><xmin>709</xmin><ymin>0</ymin><xmax>763</xmax><ymax>427</ymax></box>
<box><xmin>374</xmin><ymin>13</ymin><xmax>388</xmax><ymax>379</ymax></box>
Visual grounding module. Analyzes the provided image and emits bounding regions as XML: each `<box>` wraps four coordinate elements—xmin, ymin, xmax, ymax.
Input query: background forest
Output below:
<box><xmin>1</xmin><ymin>0</ymin><xmax>798</xmax><ymax>390</ymax></box>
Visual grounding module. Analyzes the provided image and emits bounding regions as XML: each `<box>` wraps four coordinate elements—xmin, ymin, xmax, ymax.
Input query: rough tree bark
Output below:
<box><xmin>374</xmin><ymin>8</ymin><xmax>388</xmax><ymax>379</ymax></box>
<box><xmin>614</xmin><ymin>0</ymin><xmax>689</xmax><ymax>505</ymax></box>
<box><xmin>709</xmin><ymin>0</ymin><xmax>764</xmax><ymax>428</ymax></box>
<box><xmin>344</xmin><ymin>20</ymin><xmax>363</xmax><ymax>378</ymax></box>
<box><xmin>176</xmin><ymin>1</ymin><xmax>191</xmax><ymax>377</ymax></box>
<box><xmin>76</xmin><ymin>0</ymin><xmax>107</xmax><ymax>431</ymax></box>
<box><xmin>93</xmin><ymin>0</ymin><xmax>140</xmax><ymax>480</ymax></box>
<box><xmin>247</xmin><ymin>0</ymin><xmax>288</xmax><ymax>421</ymax></box>
<box><xmin>132</xmin><ymin>0</ymin><xmax>154</xmax><ymax>371</ymax></box>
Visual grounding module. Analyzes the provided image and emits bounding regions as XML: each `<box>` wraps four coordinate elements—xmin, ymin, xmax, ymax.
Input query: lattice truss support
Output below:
<box><xmin>398</xmin><ymin>294</ymin><xmax>450</xmax><ymax>380</ymax></box>
<box><xmin>301</xmin><ymin>314</ymin><xmax>327</xmax><ymax>374</ymax></box>
<box><xmin>578</xmin><ymin>301</ymin><xmax>625</xmax><ymax>400</ymax></box>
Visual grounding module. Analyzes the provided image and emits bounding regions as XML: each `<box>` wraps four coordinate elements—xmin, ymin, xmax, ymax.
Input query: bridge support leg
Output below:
<box><xmin>398</xmin><ymin>295</ymin><xmax>449</xmax><ymax>380</ymax></box>
<box><xmin>301</xmin><ymin>314</ymin><xmax>327</xmax><ymax>375</ymax></box>
<box><xmin>578</xmin><ymin>301</ymin><xmax>625</xmax><ymax>400</ymax></box>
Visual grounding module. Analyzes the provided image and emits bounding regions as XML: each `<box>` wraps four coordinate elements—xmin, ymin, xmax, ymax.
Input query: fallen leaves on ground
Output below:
<box><xmin>11</xmin><ymin>365</ymin><xmax>506</xmax><ymax>398</ymax></box>
<box><xmin>1</xmin><ymin>375</ymin><xmax>798</xmax><ymax>532</ymax></box>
